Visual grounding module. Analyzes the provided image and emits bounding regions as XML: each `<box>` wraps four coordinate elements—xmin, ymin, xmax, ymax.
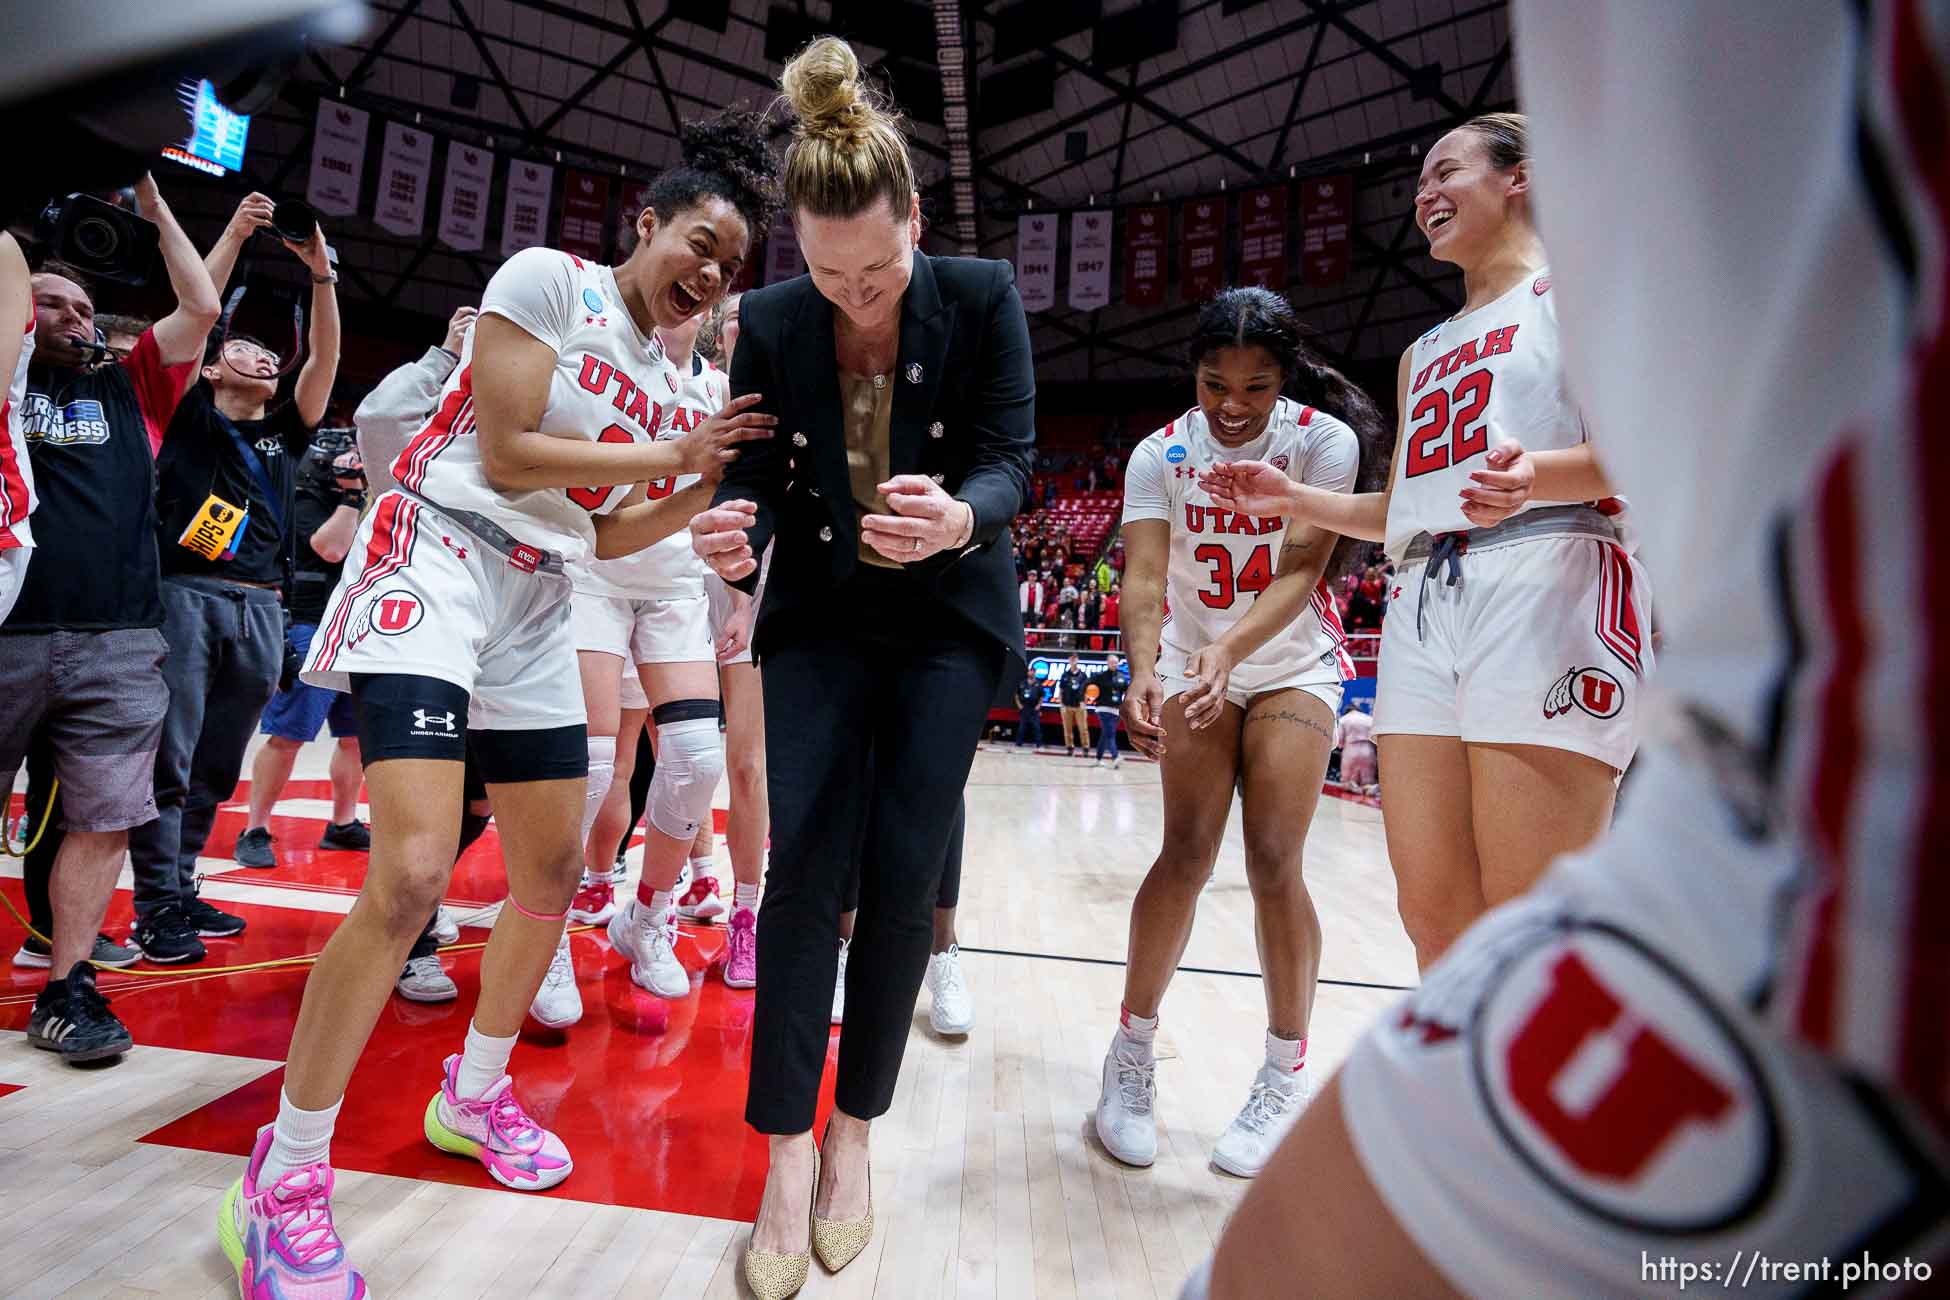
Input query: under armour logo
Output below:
<box><xmin>442</xmin><ymin>535</ymin><xmax>469</xmax><ymax>560</ymax></box>
<box><xmin>1173</xmin><ymin>465</ymin><xmax>1196</xmax><ymax>479</ymax></box>
<box><xmin>412</xmin><ymin>709</ymin><xmax>457</xmax><ymax>734</ymax></box>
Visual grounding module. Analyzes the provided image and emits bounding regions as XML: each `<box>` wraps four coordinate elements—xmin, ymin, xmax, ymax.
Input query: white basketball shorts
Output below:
<box><xmin>706</xmin><ymin>572</ymin><xmax>752</xmax><ymax>667</ymax></box>
<box><xmin>1374</xmin><ymin>533</ymin><xmax>1652</xmax><ymax>771</ymax></box>
<box><xmin>304</xmin><ymin>492</ymin><xmax>583</xmax><ymax>731</ymax></box>
<box><xmin>1156</xmin><ymin>637</ymin><xmax>1344</xmax><ymax>717</ymax></box>
<box><xmin>1339</xmin><ymin>749</ymin><xmax>1946</xmax><ymax>1297</ymax></box>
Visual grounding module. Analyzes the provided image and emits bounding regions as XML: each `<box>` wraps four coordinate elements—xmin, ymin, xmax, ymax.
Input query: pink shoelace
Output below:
<box><xmin>482</xmin><ymin>1086</ymin><xmax>545</xmax><ymax>1153</ymax></box>
<box><xmin>264</xmin><ymin>1168</ymin><xmax>344</xmax><ymax>1266</ymax></box>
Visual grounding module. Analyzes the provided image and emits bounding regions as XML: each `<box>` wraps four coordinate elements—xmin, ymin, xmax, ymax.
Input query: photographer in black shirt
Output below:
<box><xmin>130</xmin><ymin>192</ymin><xmax>340</xmax><ymax>964</ymax></box>
<box><xmin>232</xmin><ymin>429</ymin><xmax>367</xmax><ymax>871</ymax></box>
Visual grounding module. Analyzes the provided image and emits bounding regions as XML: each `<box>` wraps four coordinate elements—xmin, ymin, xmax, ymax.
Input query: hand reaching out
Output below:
<box><xmin>1198</xmin><ymin>460</ymin><xmax>1300</xmax><ymax>517</ymax></box>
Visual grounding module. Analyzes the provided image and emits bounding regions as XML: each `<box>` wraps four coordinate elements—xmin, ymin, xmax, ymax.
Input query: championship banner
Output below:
<box><xmin>305</xmin><ymin>100</ymin><xmax>369</xmax><ymax>218</ymax></box>
<box><xmin>764</xmin><ymin>217</ymin><xmax>805</xmax><ymax>284</ymax></box>
<box><xmin>501</xmin><ymin>160</ymin><xmax>555</xmax><ymax>255</ymax></box>
<box><xmin>558</xmin><ymin>169</ymin><xmax>611</xmax><ymax>261</ymax></box>
<box><xmin>1123</xmin><ymin>204</ymin><xmax>1168</xmax><ymax>308</ymax></box>
<box><xmin>1180</xmin><ymin>196</ymin><xmax>1225</xmax><ymax>304</ymax></box>
<box><xmin>1239</xmin><ymin>184</ymin><xmax>1289</xmax><ymax>291</ymax></box>
<box><xmin>373</xmin><ymin>121</ymin><xmax>434</xmax><ymax>237</ymax></box>
<box><xmin>1067</xmin><ymin>210</ymin><xmax>1112</xmax><ymax>311</ymax></box>
<box><xmin>437</xmin><ymin>142</ymin><xmax>494</xmax><ymax>252</ymax></box>
<box><xmin>1300</xmin><ymin>174</ymin><xmax>1354</xmax><ymax>287</ymax></box>
<box><xmin>1014</xmin><ymin>213</ymin><xmax>1057</xmax><ymax>312</ymax></box>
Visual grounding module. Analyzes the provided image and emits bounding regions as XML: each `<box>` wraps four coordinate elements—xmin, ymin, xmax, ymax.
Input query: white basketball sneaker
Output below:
<box><xmin>608</xmin><ymin>899</ymin><xmax>690</xmax><ymax>998</ymax></box>
<box><xmin>430</xmin><ymin>907</ymin><xmax>460</xmax><ymax>946</ymax></box>
<box><xmin>1209</xmin><ymin>1066</ymin><xmax>1304</xmax><ymax>1177</ymax></box>
<box><xmin>830</xmin><ymin>937</ymin><xmax>849</xmax><ymax>1024</ymax></box>
<box><xmin>925</xmin><ymin>945</ymin><xmax>974</xmax><ymax>1035</ymax></box>
<box><xmin>529</xmin><ymin>930</ymin><xmax>583</xmax><ymax>1028</ymax></box>
<box><xmin>1094</xmin><ymin>1037</ymin><xmax>1158</xmax><ymax>1167</ymax></box>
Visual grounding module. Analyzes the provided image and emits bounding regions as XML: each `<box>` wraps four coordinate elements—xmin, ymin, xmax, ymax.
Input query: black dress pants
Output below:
<box><xmin>747</xmin><ymin>581</ymin><xmax>1006</xmax><ymax>1134</ymax></box>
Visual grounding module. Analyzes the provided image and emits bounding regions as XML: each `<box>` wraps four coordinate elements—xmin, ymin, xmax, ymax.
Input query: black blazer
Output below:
<box><xmin>715</xmin><ymin>252</ymin><xmax>1035</xmax><ymax>662</ymax></box>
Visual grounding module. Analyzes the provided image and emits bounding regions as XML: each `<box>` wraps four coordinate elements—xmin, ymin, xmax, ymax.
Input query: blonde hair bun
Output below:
<box><xmin>780</xmin><ymin>36</ymin><xmax>867</xmax><ymax>141</ymax></box>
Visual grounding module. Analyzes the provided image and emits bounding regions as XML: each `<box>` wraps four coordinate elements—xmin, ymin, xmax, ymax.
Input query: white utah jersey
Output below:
<box><xmin>0</xmin><ymin>309</ymin><xmax>36</xmax><ymax>549</ymax></box>
<box><xmin>1384</xmin><ymin>271</ymin><xmax>1590</xmax><ymax>560</ymax></box>
<box><xmin>574</xmin><ymin>354</ymin><xmax>726</xmax><ymax>599</ymax></box>
<box><xmin>1123</xmin><ymin>396</ymin><xmax>1359</xmax><ymax>677</ymax></box>
<box><xmin>390</xmin><ymin>247</ymin><xmax>678</xmax><ymax>567</ymax></box>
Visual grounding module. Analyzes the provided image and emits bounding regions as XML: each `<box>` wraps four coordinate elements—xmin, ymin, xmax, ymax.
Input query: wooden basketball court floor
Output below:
<box><xmin>0</xmin><ymin>737</ymin><xmax>1416</xmax><ymax>1299</ymax></box>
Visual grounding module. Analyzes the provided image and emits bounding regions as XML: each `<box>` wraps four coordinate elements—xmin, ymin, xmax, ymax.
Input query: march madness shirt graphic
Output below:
<box><xmin>19</xmin><ymin>393</ymin><xmax>110</xmax><ymax>446</ymax></box>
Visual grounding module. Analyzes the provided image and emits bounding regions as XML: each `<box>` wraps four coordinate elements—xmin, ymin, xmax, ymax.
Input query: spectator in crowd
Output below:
<box><xmin>95</xmin><ymin>314</ymin><xmax>151</xmax><ymax>364</ymax></box>
<box><xmin>1102</xmin><ymin>580</ymin><xmax>1121</xmax><ymax>636</ymax></box>
<box><xmin>131</xmin><ymin>191</ymin><xmax>340</xmax><ymax>965</ymax></box>
<box><xmin>1019</xmin><ymin>567</ymin><xmax>1045</xmax><ymax>625</ymax></box>
<box><xmin>232</xmin><ymin>430</ymin><xmax>370</xmax><ymax>869</ymax></box>
<box><xmin>1056</xmin><ymin>603</ymin><xmax>1077</xmax><ymax>649</ymax></box>
<box><xmin>1081</xmin><ymin>580</ymin><xmax>1103</xmax><ymax>632</ymax></box>
<box><xmin>347</xmin><ymin>304</ymin><xmax>486</xmax><ymax>1003</ymax></box>
<box><xmin>1336</xmin><ymin>703</ymin><xmax>1377</xmax><ymax>795</ymax></box>
<box><xmin>1095</xmin><ymin>554</ymin><xmax>1114</xmax><ymax>595</ymax></box>
<box><xmin>1057</xmin><ymin>572</ymin><xmax>1079</xmax><ymax>624</ymax></box>
<box><xmin>1058</xmin><ymin>653</ymin><xmax>1090</xmax><ymax>755</ymax></box>
<box><xmin>0</xmin><ymin>172</ymin><xmax>219</xmax><ymax>1058</ymax></box>
<box><xmin>1015</xmin><ymin>671</ymin><xmax>1044</xmax><ymax>748</ymax></box>
<box><xmin>1089</xmin><ymin>652</ymin><xmax>1125</xmax><ymax>767</ymax></box>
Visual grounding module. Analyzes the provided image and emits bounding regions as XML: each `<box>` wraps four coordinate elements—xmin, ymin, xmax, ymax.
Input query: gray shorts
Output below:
<box><xmin>0</xmin><ymin>628</ymin><xmax>169</xmax><ymax>832</ymax></box>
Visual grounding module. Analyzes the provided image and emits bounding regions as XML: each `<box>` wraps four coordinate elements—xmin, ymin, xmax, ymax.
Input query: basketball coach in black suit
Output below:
<box><xmin>688</xmin><ymin>37</ymin><xmax>1033</xmax><ymax>1280</ymax></box>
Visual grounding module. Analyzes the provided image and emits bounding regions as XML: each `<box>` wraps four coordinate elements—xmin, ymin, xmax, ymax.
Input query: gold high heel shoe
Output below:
<box><xmin>743</xmin><ymin>1149</ymin><xmax>817</xmax><ymax>1300</ymax></box>
<box><xmin>810</xmin><ymin>1125</ymin><xmax>874</xmax><ymax>1273</ymax></box>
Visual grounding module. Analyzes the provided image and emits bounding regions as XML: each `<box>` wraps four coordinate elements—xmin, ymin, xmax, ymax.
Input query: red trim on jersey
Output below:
<box><xmin>0</xmin><ymin>399</ymin><xmax>25</xmax><ymax>547</ymax></box>
<box><xmin>1795</xmin><ymin>443</ymin><xmax>1865</xmax><ymax>1054</ymax></box>
<box><xmin>311</xmin><ymin>494</ymin><xmax>421</xmax><ymax>671</ymax></box>
<box><xmin>393</xmin><ymin>366</ymin><xmax>474</xmax><ymax>493</ymax></box>
<box><xmin>1311</xmin><ymin>581</ymin><xmax>1355</xmax><ymax>680</ymax></box>
<box><xmin>1890</xmin><ymin>0</ymin><xmax>1950</xmax><ymax>1126</ymax></box>
<box><xmin>1593</xmin><ymin>543</ymin><xmax>1645</xmax><ymax>677</ymax></box>
<box><xmin>1297</xmin><ymin>404</ymin><xmax>1315</xmax><ymax>426</ymax></box>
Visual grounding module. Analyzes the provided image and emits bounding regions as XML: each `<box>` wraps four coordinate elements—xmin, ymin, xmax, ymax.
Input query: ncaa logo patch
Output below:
<box><xmin>369</xmin><ymin>590</ymin><xmax>424</xmax><ymax>636</ymax></box>
<box><xmin>582</xmin><ymin>287</ymin><xmax>606</xmax><ymax>314</ymax></box>
<box><xmin>1470</xmin><ymin>919</ymin><xmax>1779</xmax><ymax>1233</ymax></box>
<box><xmin>1165</xmin><ymin>445</ymin><xmax>1188</xmax><ymax>464</ymax></box>
<box><xmin>1544</xmin><ymin>666</ymin><xmax>1623</xmax><ymax>720</ymax></box>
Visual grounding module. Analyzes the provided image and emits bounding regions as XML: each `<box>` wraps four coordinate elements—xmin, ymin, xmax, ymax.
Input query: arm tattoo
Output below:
<box><xmin>1244</xmin><ymin>705</ymin><xmax>1334</xmax><ymax>742</ymax></box>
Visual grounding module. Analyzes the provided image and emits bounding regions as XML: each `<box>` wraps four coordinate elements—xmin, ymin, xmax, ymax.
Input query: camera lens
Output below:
<box><xmin>74</xmin><ymin>216</ymin><xmax>121</xmax><ymax>260</ymax></box>
<box><xmin>272</xmin><ymin>198</ymin><xmax>318</xmax><ymax>243</ymax></box>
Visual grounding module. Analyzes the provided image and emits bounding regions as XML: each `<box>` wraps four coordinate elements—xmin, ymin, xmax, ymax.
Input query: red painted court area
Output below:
<box><xmin>0</xmin><ymin>790</ymin><xmax>827</xmax><ymax>1224</ymax></box>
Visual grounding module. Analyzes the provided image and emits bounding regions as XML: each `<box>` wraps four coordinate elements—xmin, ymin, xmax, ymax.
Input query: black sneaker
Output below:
<box><xmin>185</xmin><ymin>893</ymin><xmax>247</xmax><ymax>938</ymax></box>
<box><xmin>233</xmin><ymin>826</ymin><xmax>277</xmax><ymax>868</ymax></box>
<box><xmin>28</xmin><ymin>963</ymin><xmax>132</xmax><ymax>1062</ymax></box>
<box><xmin>130</xmin><ymin>905</ymin><xmax>208</xmax><ymax>964</ymax></box>
<box><xmin>318</xmin><ymin>819</ymin><xmax>371</xmax><ymax>851</ymax></box>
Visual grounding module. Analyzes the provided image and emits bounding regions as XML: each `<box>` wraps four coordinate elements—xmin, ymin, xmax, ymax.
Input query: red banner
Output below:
<box><xmin>1123</xmin><ymin>205</ymin><xmax>1168</xmax><ymax>308</ymax></box>
<box><xmin>1239</xmin><ymin>184</ymin><xmax>1289</xmax><ymax>291</ymax></box>
<box><xmin>1180</xmin><ymin>197</ymin><xmax>1225</xmax><ymax>304</ymax></box>
<box><xmin>1300</xmin><ymin>174</ymin><xmax>1353</xmax><ymax>287</ymax></box>
<box><xmin>559</xmin><ymin>170</ymin><xmax>611</xmax><ymax>261</ymax></box>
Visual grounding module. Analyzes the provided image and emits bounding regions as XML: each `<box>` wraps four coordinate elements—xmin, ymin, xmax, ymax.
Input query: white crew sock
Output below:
<box><xmin>582</xmin><ymin>735</ymin><xmax>617</xmax><ymax>847</ymax></box>
<box><xmin>454</xmin><ymin>1019</ymin><xmax>518</xmax><ymax>1099</ymax></box>
<box><xmin>261</xmin><ymin>1089</ymin><xmax>343</xmax><ymax>1185</ymax></box>
<box><xmin>636</xmin><ymin>887</ymin><xmax>676</xmax><ymax>931</ymax></box>
<box><xmin>689</xmin><ymin>854</ymin><xmax>715</xmax><ymax>881</ymax></box>
<box><xmin>1116</xmin><ymin>1006</ymin><xmax>1158</xmax><ymax>1060</ymax></box>
<box><xmin>1265</xmin><ymin>1031</ymin><xmax>1307</xmax><ymax>1078</ymax></box>
<box><xmin>733</xmin><ymin>881</ymin><xmax>759</xmax><ymax>912</ymax></box>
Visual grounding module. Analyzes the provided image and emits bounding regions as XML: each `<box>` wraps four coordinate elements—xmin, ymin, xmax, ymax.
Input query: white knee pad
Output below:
<box><xmin>646</xmin><ymin>716</ymin><xmax>723</xmax><ymax>841</ymax></box>
<box><xmin>582</xmin><ymin>734</ymin><xmax>616</xmax><ymax>846</ymax></box>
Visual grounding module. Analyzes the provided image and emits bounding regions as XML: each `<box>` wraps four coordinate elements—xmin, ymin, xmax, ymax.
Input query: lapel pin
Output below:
<box><xmin>906</xmin><ymin>362</ymin><xmax>923</xmax><ymax>384</ymax></box>
<box><xmin>791</xmin><ymin>431</ymin><xmax>808</xmax><ymax>447</ymax></box>
<box><xmin>928</xmin><ymin>421</ymin><xmax>944</xmax><ymax>439</ymax></box>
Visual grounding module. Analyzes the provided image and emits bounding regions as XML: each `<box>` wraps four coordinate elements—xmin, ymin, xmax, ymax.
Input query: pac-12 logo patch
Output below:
<box><xmin>1165</xmin><ymin>445</ymin><xmax>1188</xmax><ymax>464</ymax></box>
<box><xmin>1471</xmin><ymin>920</ymin><xmax>1778</xmax><ymax>1233</ymax></box>
<box><xmin>1270</xmin><ymin>453</ymin><xmax>1290</xmax><ymax>471</ymax></box>
<box><xmin>1544</xmin><ymin>666</ymin><xmax>1622</xmax><ymax>720</ymax></box>
<box><xmin>369</xmin><ymin>590</ymin><xmax>424</xmax><ymax>636</ymax></box>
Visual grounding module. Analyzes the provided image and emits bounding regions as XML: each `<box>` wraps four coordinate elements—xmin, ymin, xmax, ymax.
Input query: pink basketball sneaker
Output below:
<box><xmin>423</xmin><ymin>1053</ymin><xmax>573</xmax><ymax>1191</ymax></box>
<box><xmin>218</xmin><ymin>1124</ymin><xmax>367</xmax><ymax>1299</ymax></box>
<box><xmin>722</xmin><ymin>906</ymin><xmax>757</xmax><ymax>988</ymax></box>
